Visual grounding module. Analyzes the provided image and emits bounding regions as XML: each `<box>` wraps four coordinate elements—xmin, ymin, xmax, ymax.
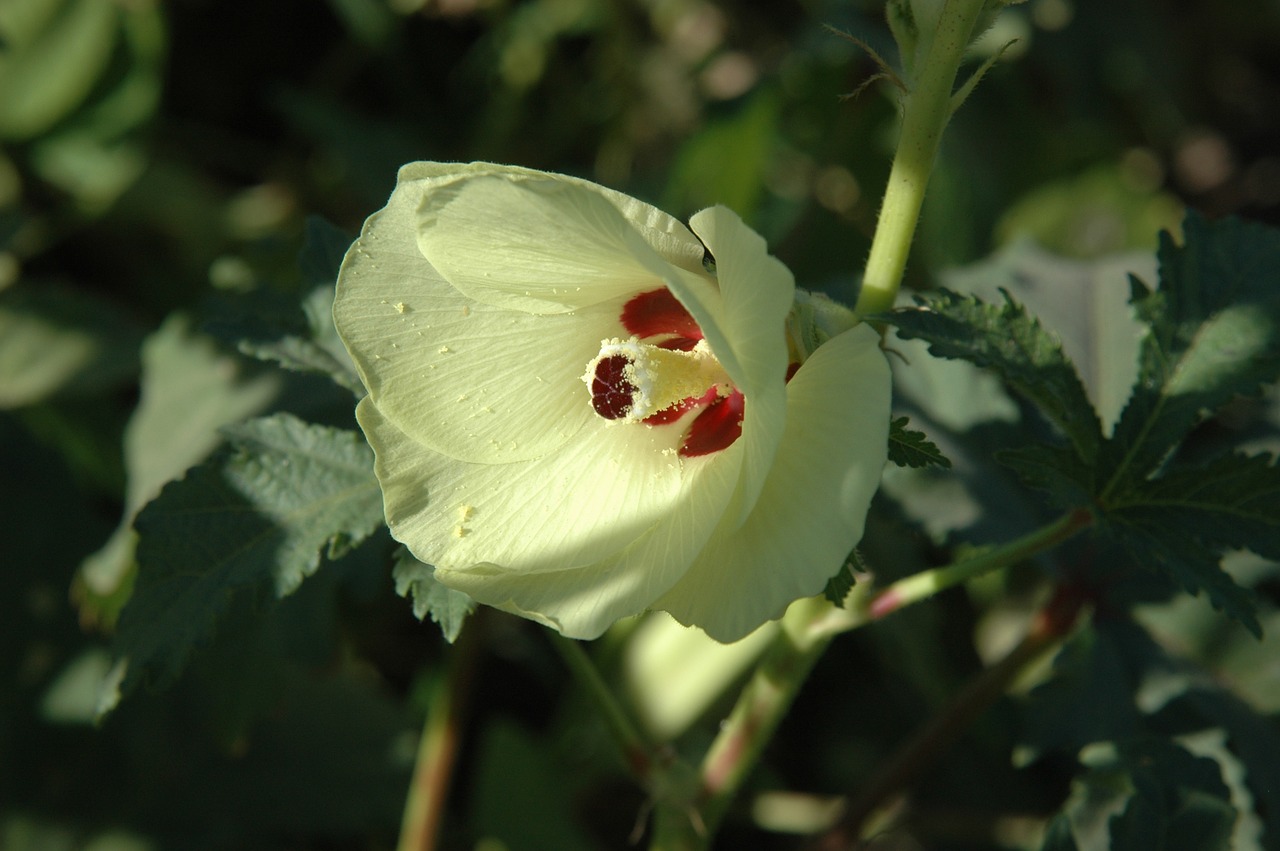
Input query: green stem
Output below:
<box><xmin>689</xmin><ymin>597</ymin><xmax>847</xmax><ymax>839</ymax></box>
<box><xmin>397</xmin><ymin>621</ymin><xmax>481</xmax><ymax>851</ymax></box>
<box><xmin>549</xmin><ymin>632</ymin><xmax>662</xmax><ymax>784</ymax></box>
<box><xmin>855</xmin><ymin>0</ymin><xmax>989</xmax><ymax>316</ymax></box>
<box><xmin>865</xmin><ymin>508</ymin><xmax>1093</xmax><ymax>620</ymax></box>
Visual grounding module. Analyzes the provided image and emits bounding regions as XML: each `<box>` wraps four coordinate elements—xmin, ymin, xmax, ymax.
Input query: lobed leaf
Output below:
<box><xmin>1100</xmin><ymin>213</ymin><xmax>1280</xmax><ymax>493</ymax></box>
<box><xmin>1099</xmin><ymin>452</ymin><xmax>1278</xmax><ymax>636</ymax></box>
<box><xmin>882</xmin><ymin>289</ymin><xmax>1103</xmax><ymax>464</ymax></box>
<box><xmin>207</xmin><ymin>218</ymin><xmax>360</xmax><ymax>392</ymax></box>
<box><xmin>392</xmin><ymin>549</ymin><xmax>475</xmax><ymax>643</ymax></box>
<box><xmin>996</xmin><ymin>443</ymin><xmax>1094</xmax><ymax>508</ymax></box>
<box><xmin>111</xmin><ymin>414</ymin><xmax>384</xmax><ymax>697</ymax></box>
<box><xmin>887</xmin><ymin>415</ymin><xmax>951</xmax><ymax>469</ymax></box>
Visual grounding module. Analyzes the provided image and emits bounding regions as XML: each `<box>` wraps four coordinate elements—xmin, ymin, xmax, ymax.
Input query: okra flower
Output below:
<box><xmin>334</xmin><ymin>162</ymin><xmax>890</xmax><ymax>642</ymax></box>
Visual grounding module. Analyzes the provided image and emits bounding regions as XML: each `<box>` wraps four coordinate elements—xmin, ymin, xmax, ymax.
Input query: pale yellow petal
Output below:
<box><xmin>655</xmin><ymin>325</ymin><xmax>891</xmax><ymax>642</ymax></box>
<box><xmin>435</xmin><ymin>442</ymin><xmax>743</xmax><ymax>639</ymax></box>
<box><xmin>418</xmin><ymin>174</ymin><xmax>695</xmax><ymax>314</ymax></box>
<box><xmin>336</xmin><ymin>169</ymin><xmax>635</xmax><ymax>463</ymax></box>
<box><xmin>686</xmin><ymin>206</ymin><xmax>794</xmax><ymax>524</ymax></box>
<box><xmin>399</xmin><ymin>162</ymin><xmax>709</xmax><ymax>275</ymax></box>
<box><xmin>358</xmin><ymin>393</ymin><xmax>712</xmax><ymax>582</ymax></box>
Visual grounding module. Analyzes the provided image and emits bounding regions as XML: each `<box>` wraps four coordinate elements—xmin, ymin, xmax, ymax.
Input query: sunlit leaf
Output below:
<box><xmin>883</xmin><ymin>288</ymin><xmax>1104</xmax><ymax>463</ymax></box>
<box><xmin>1100</xmin><ymin>214</ymin><xmax>1280</xmax><ymax>493</ymax></box>
<box><xmin>393</xmin><ymin>549</ymin><xmax>474</xmax><ymax>644</ymax></box>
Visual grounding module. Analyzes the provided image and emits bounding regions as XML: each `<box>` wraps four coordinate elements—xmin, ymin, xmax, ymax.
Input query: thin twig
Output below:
<box><xmin>397</xmin><ymin>618</ymin><xmax>483</xmax><ymax>851</ymax></box>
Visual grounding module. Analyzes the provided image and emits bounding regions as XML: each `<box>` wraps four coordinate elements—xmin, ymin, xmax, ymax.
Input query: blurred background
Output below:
<box><xmin>4</xmin><ymin>0</ymin><xmax>1280</xmax><ymax>849</ymax></box>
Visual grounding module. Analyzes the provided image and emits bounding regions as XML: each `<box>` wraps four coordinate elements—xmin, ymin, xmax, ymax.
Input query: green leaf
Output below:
<box><xmin>209</xmin><ymin>283</ymin><xmax>361</xmax><ymax>393</ymax></box>
<box><xmin>822</xmin><ymin>556</ymin><xmax>860</xmax><ymax>606</ymax></box>
<box><xmin>997</xmin><ymin>443</ymin><xmax>1095</xmax><ymax>507</ymax></box>
<box><xmin>887</xmin><ymin>415</ymin><xmax>951</xmax><ymax>469</ymax></box>
<box><xmin>203</xmin><ymin>217</ymin><xmax>360</xmax><ymax>392</ymax></box>
<box><xmin>77</xmin><ymin>315</ymin><xmax>281</xmax><ymax>624</ymax></box>
<box><xmin>662</xmin><ymin>89</ymin><xmax>779</xmax><ymax>222</ymax></box>
<box><xmin>0</xmin><ymin>0</ymin><xmax>119</xmax><ymax>140</ymax></box>
<box><xmin>882</xmin><ymin>288</ymin><xmax>1103</xmax><ymax>463</ymax></box>
<box><xmin>0</xmin><ymin>282</ymin><xmax>142</xmax><ymax>408</ymax></box>
<box><xmin>1101</xmin><ymin>452</ymin><xmax>1277</xmax><ymax>636</ymax></box>
<box><xmin>393</xmin><ymin>549</ymin><xmax>475</xmax><ymax>643</ymax></box>
<box><xmin>936</xmin><ymin>239</ymin><xmax>1151</xmax><ymax>431</ymax></box>
<box><xmin>471</xmin><ymin>722</ymin><xmax>595</xmax><ymax>851</ymax></box>
<box><xmin>1020</xmin><ymin>622</ymin><xmax>1144</xmax><ymax>760</ymax></box>
<box><xmin>1101</xmin><ymin>213</ymin><xmax>1280</xmax><ymax>494</ymax></box>
<box><xmin>110</xmin><ymin>414</ymin><xmax>383</xmax><ymax>699</ymax></box>
<box><xmin>1105</xmin><ymin>739</ymin><xmax>1236</xmax><ymax>851</ymax></box>
<box><xmin>1052</xmin><ymin>739</ymin><xmax>1235</xmax><ymax>851</ymax></box>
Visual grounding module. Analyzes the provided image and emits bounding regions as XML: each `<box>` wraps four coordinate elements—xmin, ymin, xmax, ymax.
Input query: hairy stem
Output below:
<box><xmin>855</xmin><ymin>0</ymin><xmax>990</xmax><ymax>316</ymax></box>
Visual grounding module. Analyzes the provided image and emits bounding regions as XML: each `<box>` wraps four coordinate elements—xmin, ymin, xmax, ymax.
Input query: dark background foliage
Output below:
<box><xmin>3</xmin><ymin>0</ymin><xmax>1279</xmax><ymax>848</ymax></box>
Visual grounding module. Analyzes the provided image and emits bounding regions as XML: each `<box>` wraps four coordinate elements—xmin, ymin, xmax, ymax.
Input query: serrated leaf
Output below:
<box><xmin>1053</xmin><ymin>738</ymin><xmax>1235</xmax><ymax>851</ymax></box>
<box><xmin>1101</xmin><ymin>213</ymin><xmax>1280</xmax><ymax>492</ymax></box>
<box><xmin>77</xmin><ymin>314</ymin><xmax>281</xmax><ymax>623</ymax></box>
<box><xmin>887</xmin><ymin>416</ymin><xmax>951</xmax><ymax>469</ymax></box>
<box><xmin>393</xmin><ymin>549</ymin><xmax>474</xmax><ymax>643</ymax></box>
<box><xmin>997</xmin><ymin>443</ymin><xmax>1095</xmax><ymax>507</ymax></box>
<box><xmin>822</xmin><ymin>555</ymin><xmax>860</xmax><ymax>606</ymax></box>
<box><xmin>881</xmin><ymin>288</ymin><xmax>1103</xmax><ymax>463</ymax></box>
<box><xmin>1100</xmin><ymin>452</ymin><xmax>1278</xmax><ymax>636</ymax></box>
<box><xmin>110</xmin><ymin>414</ymin><xmax>384</xmax><ymax>699</ymax></box>
<box><xmin>937</xmin><ymin>240</ymin><xmax>1151</xmax><ymax>432</ymax></box>
<box><xmin>211</xmin><ymin>284</ymin><xmax>361</xmax><ymax>393</ymax></box>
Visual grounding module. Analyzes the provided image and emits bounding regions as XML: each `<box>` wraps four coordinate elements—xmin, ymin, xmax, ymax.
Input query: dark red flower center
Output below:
<box><xmin>589</xmin><ymin>354</ymin><xmax>637</xmax><ymax>420</ymax></box>
<box><xmin>589</xmin><ymin>288</ymin><xmax>741</xmax><ymax>457</ymax></box>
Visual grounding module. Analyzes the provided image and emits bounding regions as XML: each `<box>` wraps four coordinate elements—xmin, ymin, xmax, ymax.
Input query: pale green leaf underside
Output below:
<box><xmin>393</xmin><ymin>549</ymin><xmax>475</xmax><ymax>643</ymax></box>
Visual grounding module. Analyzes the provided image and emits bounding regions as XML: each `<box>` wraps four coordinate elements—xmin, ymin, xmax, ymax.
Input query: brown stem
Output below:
<box><xmin>810</xmin><ymin>586</ymin><xmax>1086</xmax><ymax>850</ymax></box>
<box><xmin>397</xmin><ymin>619</ymin><xmax>483</xmax><ymax>851</ymax></box>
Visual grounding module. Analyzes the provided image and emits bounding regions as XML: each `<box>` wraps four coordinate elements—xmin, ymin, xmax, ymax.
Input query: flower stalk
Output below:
<box><xmin>397</xmin><ymin>620</ymin><xmax>482</xmax><ymax>851</ymax></box>
<box><xmin>855</xmin><ymin>0</ymin><xmax>991</xmax><ymax>316</ymax></box>
<box><xmin>550</xmin><ymin>632</ymin><xmax>665</xmax><ymax>785</ymax></box>
<box><xmin>865</xmin><ymin>508</ymin><xmax>1094</xmax><ymax>620</ymax></box>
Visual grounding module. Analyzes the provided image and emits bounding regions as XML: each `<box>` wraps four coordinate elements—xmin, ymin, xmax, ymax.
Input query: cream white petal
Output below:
<box><xmin>335</xmin><ymin>170</ymin><xmax>637</xmax><ymax>464</ymax></box>
<box><xmin>687</xmin><ymin>206</ymin><xmax>794</xmax><ymax>524</ymax></box>
<box><xmin>358</xmin><ymin>394</ymin><xmax>711</xmax><ymax>580</ymax></box>
<box><xmin>435</xmin><ymin>443</ymin><xmax>744</xmax><ymax>639</ymax></box>
<box><xmin>418</xmin><ymin>174</ymin><xmax>696</xmax><ymax>315</ymax></box>
<box><xmin>399</xmin><ymin>162</ymin><xmax>709</xmax><ymax>275</ymax></box>
<box><xmin>654</xmin><ymin>325</ymin><xmax>891</xmax><ymax>642</ymax></box>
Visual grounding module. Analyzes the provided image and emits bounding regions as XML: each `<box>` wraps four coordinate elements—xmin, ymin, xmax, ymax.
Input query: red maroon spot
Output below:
<box><xmin>785</xmin><ymin>362</ymin><xmax>801</xmax><ymax>382</ymax></box>
<box><xmin>679</xmin><ymin>390</ymin><xmax>745</xmax><ymax>457</ymax></box>
<box><xmin>590</xmin><ymin>355</ymin><xmax>636</xmax><ymax>419</ymax></box>
<box><xmin>621</xmin><ymin>289</ymin><xmax>702</xmax><ymax>349</ymax></box>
